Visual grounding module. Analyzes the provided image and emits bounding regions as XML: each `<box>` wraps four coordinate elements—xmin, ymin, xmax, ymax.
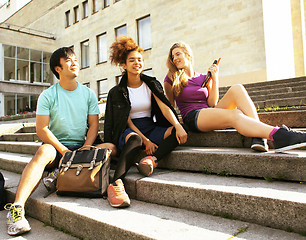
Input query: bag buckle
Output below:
<box><xmin>76</xmin><ymin>165</ymin><xmax>83</xmax><ymax>176</ymax></box>
<box><xmin>64</xmin><ymin>161</ymin><xmax>72</xmax><ymax>172</ymax></box>
<box><xmin>88</xmin><ymin>160</ymin><xmax>95</xmax><ymax>170</ymax></box>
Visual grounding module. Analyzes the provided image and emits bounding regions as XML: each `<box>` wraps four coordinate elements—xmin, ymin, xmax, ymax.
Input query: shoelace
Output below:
<box><xmin>4</xmin><ymin>203</ymin><xmax>23</xmax><ymax>223</ymax></box>
<box><xmin>111</xmin><ymin>184</ymin><xmax>126</xmax><ymax>195</ymax></box>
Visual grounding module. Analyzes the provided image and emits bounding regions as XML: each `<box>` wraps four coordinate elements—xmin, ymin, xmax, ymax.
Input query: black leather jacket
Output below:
<box><xmin>104</xmin><ymin>72</ymin><xmax>178</xmax><ymax>147</ymax></box>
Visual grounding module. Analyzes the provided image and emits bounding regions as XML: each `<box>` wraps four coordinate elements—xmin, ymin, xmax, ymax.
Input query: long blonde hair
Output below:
<box><xmin>166</xmin><ymin>42</ymin><xmax>193</xmax><ymax>96</ymax></box>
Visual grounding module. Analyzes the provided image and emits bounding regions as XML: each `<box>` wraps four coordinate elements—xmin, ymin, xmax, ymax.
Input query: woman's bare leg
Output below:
<box><xmin>216</xmin><ymin>84</ymin><xmax>259</xmax><ymax>120</ymax></box>
<box><xmin>196</xmin><ymin>108</ymin><xmax>274</xmax><ymax>139</ymax></box>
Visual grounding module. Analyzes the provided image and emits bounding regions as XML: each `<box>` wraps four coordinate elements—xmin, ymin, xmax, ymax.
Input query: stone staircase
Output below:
<box><xmin>220</xmin><ymin>76</ymin><xmax>306</xmax><ymax>112</ymax></box>
<box><xmin>0</xmin><ymin>77</ymin><xmax>306</xmax><ymax>239</ymax></box>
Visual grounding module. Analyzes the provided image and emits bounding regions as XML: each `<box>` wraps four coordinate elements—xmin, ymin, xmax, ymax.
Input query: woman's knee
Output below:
<box><xmin>125</xmin><ymin>133</ymin><xmax>142</xmax><ymax>144</ymax></box>
<box><xmin>229</xmin><ymin>84</ymin><xmax>245</xmax><ymax>95</ymax></box>
<box><xmin>98</xmin><ymin>143</ymin><xmax>117</xmax><ymax>156</ymax></box>
<box><xmin>230</xmin><ymin>109</ymin><xmax>244</xmax><ymax>121</ymax></box>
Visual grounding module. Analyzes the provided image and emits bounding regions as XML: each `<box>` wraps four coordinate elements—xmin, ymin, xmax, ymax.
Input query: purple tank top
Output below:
<box><xmin>164</xmin><ymin>72</ymin><xmax>209</xmax><ymax>119</ymax></box>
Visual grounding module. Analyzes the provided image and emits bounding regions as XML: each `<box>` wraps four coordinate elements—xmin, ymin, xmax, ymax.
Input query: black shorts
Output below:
<box><xmin>183</xmin><ymin>109</ymin><xmax>201</xmax><ymax>132</ymax></box>
<box><xmin>44</xmin><ymin>144</ymin><xmax>82</xmax><ymax>171</ymax></box>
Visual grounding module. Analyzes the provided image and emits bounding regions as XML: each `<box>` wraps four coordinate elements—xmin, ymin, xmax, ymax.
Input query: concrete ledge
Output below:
<box><xmin>259</xmin><ymin>110</ymin><xmax>306</xmax><ymax>127</ymax></box>
<box><xmin>159</xmin><ymin>147</ymin><xmax>306</xmax><ymax>182</ymax></box>
<box><xmin>135</xmin><ymin>171</ymin><xmax>306</xmax><ymax>234</ymax></box>
<box><xmin>1</xmin><ymin>144</ymin><xmax>306</xmax><ymax>182</ymax></box>
<box><xmin>2</xmin><ymin>170</ymin><xmax>306</xmax><ymax>239</ymax></box>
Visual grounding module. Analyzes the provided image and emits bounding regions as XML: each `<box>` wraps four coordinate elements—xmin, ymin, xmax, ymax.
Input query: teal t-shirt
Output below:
<box><xmin>36</xmin><ymin>82</ymin><xmax>100</xmax><ymax>145</ymax></box>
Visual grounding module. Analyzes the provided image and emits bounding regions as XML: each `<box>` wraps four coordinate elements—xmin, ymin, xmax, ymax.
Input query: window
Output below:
<box><xmin>74</xmin><ymin>6</ymin><xmax>79</xmax><ymax>23</ymax></box>
<box><xmin>103</xmin><ymin>0</ymin><xmax>109</xmax><ymax>8</ymax></box>
<box><xmin>2</xmin><ymin>44</ymin><xmax>52</xmax><ymax>84</ymax></box>
<box><xmin>137</xmin><ymin>16</ymin><xmax>151</xmax><ymax>50</ymax></box>
<box><xmin>97</xmin><ymin>33</ymin><xmax>107</xmax><ymax>63</ymax></box>
<box><xmin>65</xmin><ymin>10</ymin><xmax>71</xmax><ymax>27</ymax></box>
<box><xmin>97</xmin><ymin>79</ymin><xmax>108</xmax><ymax>99</ymax></box>
<box><xmin>81</xmin><ymin>40</ymin><xmax>90</xmax><ymax>68</ymax></box>
<box><xmin>82</xmin><ymin>1</ymin><xmax>88</xmax><ymax>19</ymax></box>
<box><xmin>115</xmin><ymin>25</ymin><xmax>127</xmax><ymax>37</ymax></box>
<box><xmin>92</xmin><ymin>0</ymin><xmax>98</xmax><ymax>13</ymax></box>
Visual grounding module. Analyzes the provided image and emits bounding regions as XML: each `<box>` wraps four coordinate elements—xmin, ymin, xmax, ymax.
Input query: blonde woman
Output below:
<box><xmin>164</xmin><ymin>42</ymin><xmax>306</xmax><ymax>153</ymax></box>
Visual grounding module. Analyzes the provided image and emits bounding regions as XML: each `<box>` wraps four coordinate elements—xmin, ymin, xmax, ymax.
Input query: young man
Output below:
<box><xmin>4</xmin><ymin>47</ymin><xmax>116</xmax><ymax>236</ymax></box>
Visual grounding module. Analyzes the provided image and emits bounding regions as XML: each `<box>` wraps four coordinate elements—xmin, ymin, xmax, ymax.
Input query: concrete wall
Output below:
<box><xmin>1</xmin><ymin>0</ymin><xmax>304</xmax><ymax>94</ymax></box>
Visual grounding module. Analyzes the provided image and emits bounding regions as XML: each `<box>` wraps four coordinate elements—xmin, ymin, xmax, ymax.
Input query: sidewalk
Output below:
<box><xmin>0</xmin><ymin>210</ymin><xmax>78</xmax><ymax>240</ymax></box>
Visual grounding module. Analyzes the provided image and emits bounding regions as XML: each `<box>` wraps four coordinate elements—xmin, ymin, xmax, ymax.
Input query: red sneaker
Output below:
<box><xmin>107</xmin><ymin>179</ymin><xmax>130</xmax><ymax>208</ymax></box>
<box><xmin>136</xmin><ymin>156</ymin><xmax>157</xmax><ymax>176</ymax></box>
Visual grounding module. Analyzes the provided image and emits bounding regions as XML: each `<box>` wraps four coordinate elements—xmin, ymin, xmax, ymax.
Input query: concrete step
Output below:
<box><xmin>1</xmin><ymin>112</ymin><xmax>305</xmax><ymax>145</ymax></box>
<box><xmin>255</xmin><ymin>96</ymin><xmax>306</xmax><ymax>109</ymax></box>
<box><xmin>2</xmin><ymin>169</ymin><xmax>306</xmax><ymax>239</ymax></box>
<box><xmin>250</xmin><ymin>90</ymin><xmax>306</xmax><ymax>102</ymax></box>
<box><xmin>0</xmin><ymin>141</ymin><xmax>40</xmax><ymax>155</ymax></box>
<box><xmin>4</xmin><ymin>169</ymin><xmax>306</xmax><ymax>239</ymax></box>
<box><xmin>160</xmin><ymin>146</ymin><xmax>306</xmax><ymax>182</ymax></box>
<box><xmin>1</xmin><ymin>138</ymin><xmax>305</xmax><ymax>183</ymax></box>
<box><xmin>247</xmin><ymin>85</ymin><xmax>306</xmax><ymax>97</ymax></box>
<box><xmin>220</xmin><ymin>76</ymin><xmax>306</xmax><ymax>94</ymax></box>
<box><xmin>258</xmin><ymin>110</ymin><xmax>306</xmax><ymax>127</ymax></box>
<box><xmin>0</xmin><ymin>210</ymin><xmax>79</xmax><ymax>240</ymax></box>
<box><xmin>0</xmin><ymin>132</ymin><xmax>40</xmax><ymax>142</ymax></box>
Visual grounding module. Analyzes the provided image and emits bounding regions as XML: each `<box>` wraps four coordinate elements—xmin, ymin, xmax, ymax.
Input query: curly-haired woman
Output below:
<box><xmin>104</xmin><ymin>36</ymin><xmax>187</xmax><ymax>208</ymax></box>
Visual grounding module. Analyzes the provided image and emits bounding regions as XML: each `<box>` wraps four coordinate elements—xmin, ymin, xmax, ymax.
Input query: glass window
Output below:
<box><xmin>103</xmin><ymin>0</ymin><xmax>109</xmax><ymax>8</ymax></box>
<box><xmin>83</xmin><ymin>1</ymin><xmax>88</xmax><ymax>19</ymax></box>
<box><xmin>97</xmin><ymin>79</ymin><xmax>108</xmax><ymax>99</ymax></box>
<box><xmin>65</xmin><ymin>10</ymin><xmax>71</xmax><ymax>27</ymax></box>
<box><xmin>115</xmin><ymin>25</ymin><xmax>127</xmax><ymax>37</ymax></box>
<box><xmin>92</xmin><ymin>0</ymin><xmax>98</xmax><ymax>13</ymax></box>
<box><xmin>97</xmin><ymin>33</ymin><xmax>107</xmax><ymax>63</ymax></box>
<box><xmin>17</xmin><ymin>60</ymin><xmax>29</xmax><ymax>81</ymax></box>
<box><xmin>3</xmin><ymin>45</ymin><xmax>15</xmax><ymax>58</ymax></box>
<box><xmin>17</xmin><ymin>47</ymin><xmax>29</xmax><ymax>60</ymax></box>
<box><xmin>74</xmin><ymin>6</ymin><xmax>79</xmax><ymax>23</ymax></box>
<box><xmin>138</xmin><ymin>16</ymin><xmax>151</xmax><ymax>50</ymax></box>
<box><xmin>30</xmin><ymin>49</ymin><xmax>42</xmax><ymax>62</ymax></box>
<box><xmin>4</xmin><ymin>58</ymin><xmax>15</xmax><ymax>80</ymax></box>
<box><xmin>4</xmin><ymin>95</ymin><xmax>16</xmax><ymax>116</ymax></box>
<box><xmin>43</xmin><ymin>52</ymin><xmax>52</xmax><ymax>84</ymax></box>
<box><xmin>30</xmin><ymin>62</ymin><xmax>42</xmax><ymax>83</ymax></box>
<box><xmin>81</xmin><ymin>40</ymin><xmax>90</xmax><ymax>68</ymax></box>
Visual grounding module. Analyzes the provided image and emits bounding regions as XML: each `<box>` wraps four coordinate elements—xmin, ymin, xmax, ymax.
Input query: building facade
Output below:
<box><xmin>0</xmin><ymin>0</ymin><xmax>305</xmax><ymax>117</ymax></box>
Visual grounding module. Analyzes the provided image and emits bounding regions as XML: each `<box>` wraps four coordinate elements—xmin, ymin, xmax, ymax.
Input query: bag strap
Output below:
<box><xmin>88</xmin><ymin>148</ymin><xmax>99</xmax><ymax>170</ymax></box>
<box><xmin>63</xmin><ymin>150</ymin><xmax>76</xmax><ymax>172</ymax></box>
<box><xmin>78</xmin><ymin>145</ymin><xmax>101</xmax><ymax>151</ymax></box>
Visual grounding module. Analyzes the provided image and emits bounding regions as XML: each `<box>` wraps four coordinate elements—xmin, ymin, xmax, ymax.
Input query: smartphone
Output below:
<box><xmin>202</xmin><ymin>58</ymin><xmax>221</xmax><ymax>88</ymax></box>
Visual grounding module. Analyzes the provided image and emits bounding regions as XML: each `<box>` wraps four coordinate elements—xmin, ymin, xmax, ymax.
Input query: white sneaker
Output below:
<box><xmin>4</xmin><ymin>203</ymin><xmax>31</xmax><ymax>236</ymax></box>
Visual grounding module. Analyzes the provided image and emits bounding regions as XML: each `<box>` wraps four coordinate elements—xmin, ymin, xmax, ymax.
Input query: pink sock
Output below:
<box><xmin>269</xmin><ymin>127</ymin><xmax>280</xmax><ymax>141</ymax></box>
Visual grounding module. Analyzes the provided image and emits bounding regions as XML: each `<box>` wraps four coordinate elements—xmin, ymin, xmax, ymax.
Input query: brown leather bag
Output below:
<box><xmin>56</xmin><ymin>146</ymin><xmax>112</xmax><ymax>198</ymax></box>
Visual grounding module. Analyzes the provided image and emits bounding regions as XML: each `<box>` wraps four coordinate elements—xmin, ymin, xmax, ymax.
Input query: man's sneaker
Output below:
<box><xmin>251</xmin><ymin>138</ymin><xmax>268</xmax><ymax>152</ymax></box>
<box><xmin>273</xmin><ymin>125</ymin><xmax>306</xmax><ymax>152</ymax></box>
<box><xmin>107</xmin><ymin>179</ymin><xmax>130</xmax><ymax>208</ymax></box>
<box><xmin>4</xmin><ymin>203</ymin><xmax>31</xmax><ymax>236</ymax></box>
<box><xmin>136</xmin><ymin>156</ymin><xmax>157</xmax><ymax>177</ymax></box>
<box><xmin>42</xmin><ymin>168</ymin><xmax>59</xmax><ymax>191</ymax></box>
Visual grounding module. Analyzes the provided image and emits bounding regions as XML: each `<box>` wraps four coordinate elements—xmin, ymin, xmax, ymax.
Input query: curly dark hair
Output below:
<box><xmin>109</xmin><ymin>35</ymin><xmax>143</xmax><ymax>66</ymax></box>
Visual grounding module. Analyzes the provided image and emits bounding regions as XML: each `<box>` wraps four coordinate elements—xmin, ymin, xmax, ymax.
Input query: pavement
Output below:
<box><xmin>0</xmin><ymin>210</ymin><xmax>79</xmax><ymax>240</ymax></box>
